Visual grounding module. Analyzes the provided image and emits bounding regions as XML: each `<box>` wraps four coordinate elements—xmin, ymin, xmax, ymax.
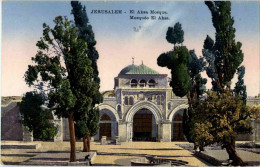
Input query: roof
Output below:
<box><xmin>1</xmin><ymin>96</ymin><xmax>22</xmax><ymax>105</ymax></box>
<box><xmin>119</xmin><ymin>64</ymin><xmax>159</xmax><ymax>75</ymax></box>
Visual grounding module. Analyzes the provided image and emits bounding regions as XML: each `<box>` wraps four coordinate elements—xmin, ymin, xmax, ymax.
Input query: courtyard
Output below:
<box><xmin>1</xmin><ymin>141</ymin><xmax>209</xmax><ymax>166</ymax></box>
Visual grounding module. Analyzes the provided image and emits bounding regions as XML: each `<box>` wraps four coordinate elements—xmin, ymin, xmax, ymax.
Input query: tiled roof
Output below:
<box><xmin>119</xmin><ymin>64</ymin><xmax>159</xmax><ymax>75</ymax></box>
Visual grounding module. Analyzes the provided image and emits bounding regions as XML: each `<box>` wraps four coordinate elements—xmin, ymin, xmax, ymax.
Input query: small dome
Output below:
<box><xmin>119</xmin><ymin>64</ymin><xmax>159</xmax><ymax>75</ymax></box>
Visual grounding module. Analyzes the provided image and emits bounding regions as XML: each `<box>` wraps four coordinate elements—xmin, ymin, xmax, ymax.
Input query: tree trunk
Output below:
<box><xmin>68</xmin><ymin>112</ymin><xmax>76</xmax><ymax>162</ymax></box>
<box><xmin>83</xmin><ymin>136</ymin><xmax>89</xmax><ymax>152</ymax></box>
<box><xmin>225</xmin><ymin>140</ymin><xmax>245</xmax><ymax>166</ymax></box>
<box><xmin>87</xmin><ymin>135</ymin><xmax>91</xmax><ymax>152</ymax></box>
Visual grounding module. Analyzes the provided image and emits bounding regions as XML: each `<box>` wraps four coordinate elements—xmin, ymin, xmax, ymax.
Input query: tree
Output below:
<box><xmin>166</xmin><ymin>22</ymin><xmax>184</xmax><ymax>47</ymax></box>
<box><xmin>24</xmin><ymin>16</ymin><xmax>97</xmax><ymax>161</ymax></box>
<box><xmin>183</xmin><ymin>50</ymin><xmax>207</xmax><ymax>147</ymax></box>
<box><xmin>19</xmin><ymin>92</ymin><xmax>58</xmax><ymax>141</ymax></box>
<box><xmin>158</xmin><ymin>21</ymin><xmax>207</xmax><ymax>138</ymax></box>
<box><xmin>157</xmin><ymin>46</ymin><xmax>191</xmax><ymax>97</ymax></box>
<box><xmin>75</xmin><ymin>108</ymin><xmax>99</xmax><ymax>152</ymax></box>
<box><xmin>203</xmin><ymin>1</ymin><xmax>244</xmax><ymax>92</ymax></box>
<box><xmin>158</xmin><ymin>23</ymin><xmax>207</xmax><ymax>151</ymax></box>
<box><xmin>190</xmin><ymin>91</ymin><xmax>253</xmax><ymax>166</ymax></box>
<box><xmin>188</xmin><ymin>1</ymin><xmax>248</xmax><ymax>165</ymax></box>
<box><xmin>71</xmin><ymin>1</ymin><xmax>102</xmax><ymax>152</ymax></box>
<box><xmin>234</xmin><ymin>66</ymin><xmax>247</xmax><ymax>101</ymax></box>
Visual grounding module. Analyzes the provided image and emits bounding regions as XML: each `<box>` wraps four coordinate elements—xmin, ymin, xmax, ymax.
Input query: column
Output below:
<box><xmin>126</xmin><ymin>121</ymin><xmax>133</xmax><ymax>142</ymax></box>
<box><xmin>161</xmin><ymin>120</ymin><xmax>172</xmax><ymax>142</ymax></box>
<box><xmin>118</xmin><ymin>120</ymin><xmax>127</xmax><ymax>142</ymax></box>
<box><xmin>22</xmin><ymin>126</ymin><xmax>33</xmax><ymax>142</ymax></box>
<box><xmin>53</xmin><ymin>117</ymin><xmax>63</xmax><ymax>142</ymax></box>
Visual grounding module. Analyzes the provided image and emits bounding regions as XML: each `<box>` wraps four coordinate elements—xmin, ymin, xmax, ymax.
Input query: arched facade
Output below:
<box><xmin>97</xmin><ymin>63</ymin><xmax>189</xmax><ymax>142</ymax></box>
<box><xmin>98</xmin><ymin>104</ymin><xmax>119</xmax><ymax>122</ymax></box>
<box><xmin>122</xmin><ymin>101</ymin><xmax>163</xmax><ymax>141</ymax></box>
<box><xmin>168</xmin><ymin>104</ymin><xmax>188</xmax><ymax>121</ymax></box>
<box><xmin>94</xmin><ymin>104</ymin><xmax>119</xmax><ymax>141</ymax></box>
<box><xmin>125</xmin><ymin>101</ymin><xmax>163</xmax><ymax>124</ymax></box>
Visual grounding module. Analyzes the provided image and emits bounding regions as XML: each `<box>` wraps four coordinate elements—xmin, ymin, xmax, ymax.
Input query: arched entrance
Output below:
<box><xmin>172</xmin><ymin>114</ymin><xmax>185</xmax><ymax>141</ymax></box>
<box><xmin>168</xmin><ymin>104</ymin><xmax>188</xmax><ymax>141</ymax></box>
<box><xmin>99</xmin><ymin>114</ymin><xmax>112</xmax><ymax>140</ymax></box>
<box><xmin>132</xmin><ymin>108</ymin><xmax>157</xmax><ymax>141</ymax></box>
<box><xmin>97</xmin><ymin>107</ymin><xmax>119</xmax><ymax>141</ymax></box>
<box><xmin>125</xmin><ymin>100</ymin><xmax>162</xmax><ymax>142</ymax></box>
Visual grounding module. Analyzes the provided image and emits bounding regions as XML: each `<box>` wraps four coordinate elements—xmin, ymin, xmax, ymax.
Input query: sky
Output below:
<box><xmin>1</xmin><ymin>1</ymin><xmax>259</xmax><ymax>97</ymax></box>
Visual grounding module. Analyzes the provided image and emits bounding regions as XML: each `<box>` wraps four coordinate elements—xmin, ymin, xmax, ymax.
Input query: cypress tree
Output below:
<box><xmin>203</xmin><ymin>1</ymin><xmax>244</xmax><ymax>92</ymax></box>
<box><xmin>189</xmin><ymin>2</ymin><xmax>248</xmax><ymax>165</ymax></box>
<box><xmin>71</xmin><ymin>1</ymin><xmax>102</xmax><ymax>152</ymax></box>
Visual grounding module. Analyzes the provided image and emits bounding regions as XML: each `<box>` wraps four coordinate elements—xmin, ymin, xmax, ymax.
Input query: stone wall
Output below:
<box><xmin>1</xmin><ymin>102</ymin><xmax>19</xmax><ymax>117</ymax></box>
<box><xmin>1</xmin><ymin>105</ymin><xmax>23</xmax><ymax>141</ymax></box>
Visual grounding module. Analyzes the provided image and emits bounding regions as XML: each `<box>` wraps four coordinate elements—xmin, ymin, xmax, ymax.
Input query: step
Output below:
<box><xmin>20</xmin><ymin>151</ymin><xmax>96</xmax><ymax>166</ymax></box>
<box><xmin>1</xmin><ymin>143</ymin><xmax>41</xmax><ymax>149</ymax></box>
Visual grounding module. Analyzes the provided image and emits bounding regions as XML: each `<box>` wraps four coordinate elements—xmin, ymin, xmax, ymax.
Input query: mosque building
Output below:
<box><xmin>1</xmin><ymin>62</ymin><xmax>260</xmax><ymax>142</ymax></box>
<box><xmin>94</xmin><ymin>62</ymin><xmax>188</xmax><ymax>142</ymax></box>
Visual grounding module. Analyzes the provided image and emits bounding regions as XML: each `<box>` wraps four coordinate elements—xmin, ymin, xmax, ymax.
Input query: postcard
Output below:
<box><xmin>1</xmin><ymin>1</ymin><xmax>259</xmax><ymax>166</ymax></box>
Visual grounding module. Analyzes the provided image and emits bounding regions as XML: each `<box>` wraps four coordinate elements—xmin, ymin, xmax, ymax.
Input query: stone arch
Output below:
<box><xmin>98</xmin><ymin>104</ymin><xmax>119</xmax><ymax>122</ymax></box>
<box><xmin>168</xmin><ymin>104</ymin><xmax>188</xmax><ymax>121</ymax></box>
<box><xmin>125</xmin><ymin>100</ymin><xmax>162</xmax><ymax>124</ymax></box>
<box><xmin>130</xmin><ymin>79</ymin><xmax>138</xmax><ymax>88</ymax></box>
<box><xmin>98</xmin><ymin>105</ymin><xmax>119</xmax><ymax>140</ymax></box>
<box><xmin>170</xmin><ymin>105</ymin><xmax>187</xmax><ymax>141</ymax></box>
<box><xmin>139</xmin><ymin>79</ymin><xmax>147</xmax><ymax>87</ymax></box>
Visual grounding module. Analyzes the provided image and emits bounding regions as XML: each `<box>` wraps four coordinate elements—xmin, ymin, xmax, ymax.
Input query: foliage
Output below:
<box><xmin>234</xmin><ymin>66</ymin><xmax>247</xmax><ymax>101</ymax></box>
<box><xmin>20</xmin><ymin>92</ymin><xmax>58</xmax><ymax>141</ymax></box>
<box><xmin>71</xmin><ymin>1</ymin><xmax>101</xmax><ymax>86</ymax></box>
<box><xmin>249</xmin><ymin>105</ymin><xmax>260</xmax><ymax>120</ymax></box>
<box><xmin>159</xmin><ymin>23</ymin><xmax>207</xmax><ymax>144</ymax></box>
<box><xmin>71</xmin><ymin>1</ymin><xmax>102</xmax><ymax>144</ymax></box>
<box><xmin>186</xmin><ymin>2</ymin><xmax>248</xmax><ymax>165</ymax></box>
<box><xmin>183</xmin><ymin>50</ymin><xmax>207</xmax><ymax>142</ymax></box>
<box><xmin>24</xmin><ymin>16</ymin><xmax>97</xmax><ymax>161</ymax></box>
<box><xmin>75</xmin><ymin>107</ymin><xmax>100</xmax><ymax>139</ymax></box>
<box><xmin>158</xmin><ymin>46</ymin><xmax>190</xmax><ymax>97</ymax></box>
<box><xmin>203</xmin><ymin>1</ymin><xmax>244</xmax><ymax>92</ymax></box>
<box><xmin>87</xmin><ymin>107</ymin><xmax>100</xmax><ymax>136</ymax></box>
<box><xmin>25</xmin><ymin>16</ymin><xmax>97</xmax><ymax>118</ymax></box>
<box><xmin>189</xmin><ymin>91</ymin><xmax>253</xmax><ymax>147</ymax></box>
<box><xmin>166</xmin><ymin>22</ymin><xmax>184</xmax><ymax>46</ymax></box>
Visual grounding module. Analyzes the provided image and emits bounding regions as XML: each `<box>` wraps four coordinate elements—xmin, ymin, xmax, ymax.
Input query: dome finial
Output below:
<box><xmin>142</xmin><ymin>60</ymin><xmax>143</xmax><ymax>65</ymax></box>
<box><xmin>132</xmin><ymin>57</ymin><xmax>135</xmax><ymax>65</ymax></box>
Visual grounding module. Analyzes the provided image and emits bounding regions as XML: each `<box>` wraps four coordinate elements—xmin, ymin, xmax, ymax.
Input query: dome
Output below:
<box><xmin>119</xmin><ymin>64</ymin><xmax>159</xmax><ymax>75</ymax></box>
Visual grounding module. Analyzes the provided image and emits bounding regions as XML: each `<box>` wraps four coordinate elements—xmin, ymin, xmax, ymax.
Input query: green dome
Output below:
<box><xmin>119</xmin><ymin>64</ymin><xmax>159</xmax><ymax>75</ymax></box>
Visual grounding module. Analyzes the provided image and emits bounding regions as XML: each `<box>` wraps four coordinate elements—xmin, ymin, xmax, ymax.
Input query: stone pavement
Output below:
<box><xmin>1</xmin><ymin>141</ymin><xmax>209</xmax><ymax>166</ymax></box>
<box><xmin>202</xmin><ymin>148</ymin><xmax>260</xmax><ymax>166</ymax></box>
<box><xmin>91</xmin><ymin>141</ymin><xmax>209</xmax><ymax>166</ymax></box>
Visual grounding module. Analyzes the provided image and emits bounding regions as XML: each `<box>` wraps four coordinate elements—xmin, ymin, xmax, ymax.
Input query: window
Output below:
<box><xmin>130</xmin><ymin>79</ymin><xmax>137</xmax><ymax>88</ymax></box>
<box><xmin>124</xmin><ymin>96</ymin><xmax>128</xmax><ymax>105</ymax></box>
<box><xmin>161</xmin><ymin>96</ymin><xmax>165</xmax><ymax>105</ymax></box>
<box><xmin>148</xmin><ymin>79</ymin><xmax>156</xmax><ymax>88</ymax></box>
<box><xmin>117</xmin><ymin>105</ymin><xmax>121</xmax><ymax>112</ymax></box>
<box><xmin>157</xmin><ymin>96</ymin><xmax>160</xmax><ymax>105</ymax></box>
<box><xmin>117</xmin><ymin>105</ymin><xmax>122</xmax><ymax>119</ymax></box>
<box><xmin>139</xmin><ymin>79</ymin><xmax>146</xmax><ymax>87</ymax></box>
<box><xmin>168</xmin><ymin>102</ymin><xmax>172</xmax><ymax>110</ymax></box>
<box><xmin>129</xmin><ymin>97</ymin><xmax>134</xmax><ymax>105</ymax></box>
